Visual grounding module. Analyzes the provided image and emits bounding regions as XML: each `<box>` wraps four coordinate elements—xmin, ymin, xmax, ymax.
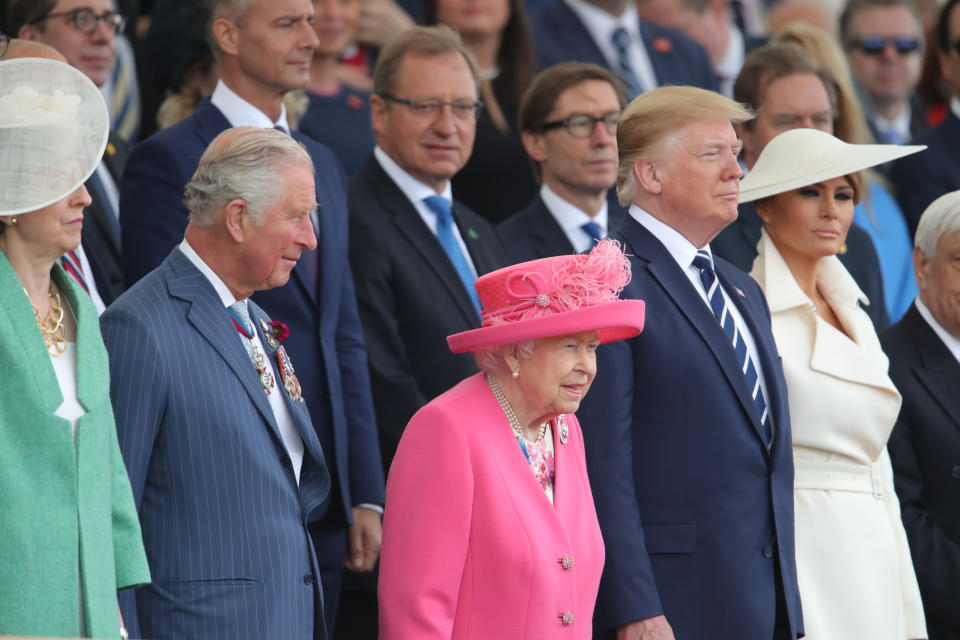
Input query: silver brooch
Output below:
<box><xmin>558</xmin><ymin>414</ymin><xmax>569</xmax><ymax>444</ymax></box>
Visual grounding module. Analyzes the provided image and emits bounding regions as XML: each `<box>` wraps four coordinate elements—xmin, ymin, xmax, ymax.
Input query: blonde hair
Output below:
<box><xmin>616</xmin><ymin>86</ymin><xmax>753</xmax><ymax>206</ymax></box>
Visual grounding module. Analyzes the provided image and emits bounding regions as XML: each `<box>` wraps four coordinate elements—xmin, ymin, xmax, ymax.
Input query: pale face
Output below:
<box><xmin>371</xmin><ymin>51</ymin><xmax>478</xmax><ymax>192</ymax></box>
<box><xmin>757</xmin><ymin>176</ymin><xmax>856</xmax><ymax>267</ymax></box>
<box><xmin>20</xmin><ymin>0</ymin><xmax>116</xmax><ymax>87</ymax></box>
<box><xmin>649</xmin><ymin>119</ymin><xmax>743</xmax><ymax>246</ymax></box>
<box><xmin>311</xmin><ymin>0</ymin><xmax>359</xmax><ymax>58</ymax></box>
<box><xmin>515</xmin><ymin>331</ymin><xmax>599</xmax><ymax>422</ymax></box>
<box><xmin>846</xmin><ymin>6</ymin><xmax>923</xmax><ymax>108</ymax></box>
<box><xmin>238</xmin><ymin>164</ymin><xmax>318</xmax><ymax>293</ymax></box>
<box><xmin>524</xmin><ymin>80</ymin><xmax>621</xmax><ymax>203</ymax></box>
<box><xmin>916</xmin><ymin>229</ymin><xmax>960</xmax><ymax>341</ymax></box>
<box><xmin>0</xmin><ymin>184</ymin><xmax>91</xmax><ymax>262</ymax></box>
<box><xmin>231</xmin><ymin>0</ymin><xmax>319</xmax><ymax>95</ymax></box>
<box><xmin>434</xmin><ymin>0</ymin><xmax>511</xmax><ymax>40</ymax></box>
<box><xmin>740</xmin><ymin>73</ymin><xmax>834</xmax><ymax>169</ymax></box>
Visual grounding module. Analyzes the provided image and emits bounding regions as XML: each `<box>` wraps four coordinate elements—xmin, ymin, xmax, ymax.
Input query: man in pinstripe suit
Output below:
<box><xmin>102</xmin><ymin>127</ymin><xmax>332</xmax><ymax>640</ymax></box>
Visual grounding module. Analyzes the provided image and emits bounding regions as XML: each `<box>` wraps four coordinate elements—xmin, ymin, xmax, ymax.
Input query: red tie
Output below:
<box><xmin>59</xmin><ymin>250</ymin><xmax>89</xmax><ymax>293</ymax></box>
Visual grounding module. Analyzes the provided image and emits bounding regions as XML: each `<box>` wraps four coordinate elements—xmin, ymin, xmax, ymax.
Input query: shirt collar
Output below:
<box><xmin>951</xmin><ymin>96</ymin><xmax>960</xmax><ymax>121</ymax></box>
<box><xmin>873</xmin><ymin>103</ymin><xmax>911</xmax><ymax>141</ymax></box>
<box><xmin>540</xmin><ymin>184</ymin><xmax>608</xmax><ymax>234</ymax></box>
<box><xmin>210</xmin><ymin>79</ymin><xmax>290</xmax><ymax>133</ymax></box>
<box><xmin>179</xmin><ymin>238</ymin><xmax>239</xmax><ymax>308</ymax></box>
<box><xmin>714</xmin><ymin>24</ymin><xmax>743</xmax><ymax>92</ymax></box>
<box><xmin>374</xmin><ymin>145</ymin><xmax>453</xmax><ymax>206</ymax></box>
<box><xmin>916</xmin><ymin>297</ymin><xmax>960</xmax><ymax>364</ymax></box>
<box><xmin>628</xmin><ymin>203</ymin><xmax>703</xmax><ymax>269</ymax></box>
<box><xmin>564</xmin><ymin>0</ymin><xmax>640</xmax><ymax>40</ymax></box>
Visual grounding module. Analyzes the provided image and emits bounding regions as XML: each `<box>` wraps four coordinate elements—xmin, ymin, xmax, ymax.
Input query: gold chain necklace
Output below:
<box><xmin>485</xmin><ymin>372</ymin><xmax>546</xmax><ymax>442</ymax></box>
<box><xmin>28</xmin><ymin>286</ymin><xmax>66</xmax><ymax>356</ymax></box>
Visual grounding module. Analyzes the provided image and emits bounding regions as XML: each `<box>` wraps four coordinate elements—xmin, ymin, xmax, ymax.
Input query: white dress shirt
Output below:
<box><xmin>714</xmin><ymin>24</ymin><xmax>744</xmax><ymax>99</ymax></box>
<box><xmin>629</xmin><ymin>204</ymin><xmax>770</xmax><ymax>401</ymax></box>
<box><xmin>916</xmin><ymin>297</ymin><xmax>960</xmax><ymax>366</ymax></box>
<box><xmin>373</xmin><ymin>145</ymin><xmax>478</xmax><ymax>278</ymax></box>
<box><xmin>873</xmin><ymin>104</ymin><xmax>912</xmax><ymax>144</ymax></box>
<box><xmin>562</xmin><ymin>0</ymin><xmax>658</xmax><ymax>94</ymax></box>
<box><xmin>211</xmin><ymin>79</ymin><xmax>290</xmax><ymax>133</ymax></box>
<box><xmin>179</xmin><ymin>239</ymin><xmax>305</xmax><ymax>483</ymax></box>
<box><xmin>540</xmin><ymin>184</ymin><xmax>609</xmax><ymax>253</ymax></box>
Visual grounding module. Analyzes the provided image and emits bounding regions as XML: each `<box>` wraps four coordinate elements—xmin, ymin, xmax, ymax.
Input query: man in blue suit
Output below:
<box><xmin>499</xmin><ymin>62</ymin><xmax>628</xmax><ymax>262</ymax></box>
<box><xmin>576</xmin><ymin>86</ymin><xmax>802</xmax><ymax>639</ymax></box>
<box><xmin>530</xmin><ymin>0</ymin><xmax>717</xmax><ymax>98</ymax></box>
<box><xmin>104</xmin><ymin>127</ymin><xmax>330</xmax><ymax>639</ymax></box>
<box><xmin>118</xmin><ymin>0</ymin><xmax>385</xmax><ymax>633</ymax></box>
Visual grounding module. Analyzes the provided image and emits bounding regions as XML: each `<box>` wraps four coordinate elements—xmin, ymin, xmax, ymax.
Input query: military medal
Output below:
<box><xmin>259</xmin><ymin>318</ymin><xmax>278</xmax><ymax>348</ymax></box>
<box><xmin>275</xmin><ymin>345</ymin><xmax>304</xmax><ymax>404</ymax></box>
<box><xmin>228</xmin><ymin>307</ymin><xmax>274</xmax><ymax>395</ymax></box>
<box><xmin>558</xmin><ymin>414</ymin><xmax>569</xmax><ymax>444</ymax></box>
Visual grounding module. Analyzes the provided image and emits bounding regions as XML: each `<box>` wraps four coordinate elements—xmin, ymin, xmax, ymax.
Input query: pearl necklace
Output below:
<box><xmin>486</xmin><ymin>372</ymin><xmax>547</xmax><ymax>442</ymax></box>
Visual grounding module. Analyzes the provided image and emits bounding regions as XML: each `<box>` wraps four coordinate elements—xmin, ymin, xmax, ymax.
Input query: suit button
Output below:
<box><xmin>280</xmin><ymin>455</ymin><xmax>292</xmax><ymax>467</ymax></box>
<box><xmin>560</xmin><ymin>611</ymin><xmax>574</xmax><ymax>626</ymax></box>
<box><xmin>303</xmin><ymin>573</ymin><xmax>314</xmax><ymax>585</ymax></box>
<box><xmin>762</xmin><ymin>545</ymin><xmax>774</xmax><ymax>559</ymax></box>
<box><xmin>560</xmin><ymin>555</ymin><xmax>574</xmax><ymax>570</ymax></box>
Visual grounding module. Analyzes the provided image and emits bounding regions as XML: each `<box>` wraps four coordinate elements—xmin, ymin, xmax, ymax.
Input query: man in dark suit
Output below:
<box><xmin>11</xmin><ymin>0</ymin><xmax>129</xmax><ymax>306</ymax></box>
<box><xmin>891</xmin><ymin>0</ymin><xmax>960</xmax><ymax>236</ymax></box>
<box><xmin>882</xmin><ymin>190</ymin><xmax>960</xmax><ymax>640</ymax></box>
<box><xmin>499</xmin><ymin>63</ymin><xmax>627</xmax><ymax>263</ymax></box>
<box><xmin>712</xmin><ymin>43</ymin><xmax>891</xmax><ymax>329</ymax></box>
<box><xmin>348</xmin><ymin>25</ymin><xmax>509</xmax><ymax>468</ymax></box>
<box><xmin>530</xmin><ymin>0</ymin><xmax>718</xmax><ymax>99</ymax></box>
<box><xmin>103</xmin><ymin>127</ymin><xmax>330</xmax><ymax>639</ymax></box>
<box><xmin>118</xmin><ymin>0</ymin><xmax>385</xmax><ymax>633</ymax></box>
<box><xmin>576</xmin><ymin>86</ymin><xmax>802</xmax><ymax>639</ymax></box>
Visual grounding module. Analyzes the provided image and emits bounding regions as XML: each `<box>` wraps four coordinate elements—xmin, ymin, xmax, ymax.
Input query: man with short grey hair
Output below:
<box><xmin>882</xmin><ymin>189</ymin><xmax>960</xmax><ymax>640</ymax></box>
<box><xmin>103</xmin><ymin>126</ymin><xmax>330</xmax><ymax>640</ymax></box>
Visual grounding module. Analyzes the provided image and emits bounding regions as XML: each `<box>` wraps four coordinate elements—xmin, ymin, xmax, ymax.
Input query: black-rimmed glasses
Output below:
<box><xmin>30</xmin><ymin>8</ymin><xmax>128</xmax><ymax>35</ymax></box>
<box><xmin>540</xmin><ymin>112</ymin><xmax>620</xmax><ymax>138</ymax></box>
<box><xmin>0</xmin><ymin>34</ymin><xmax>9</xmax><ymax>59</ymax></box>
<box><xmin>380</xmin><ymin>94</ymin><xmax>485</xmax><ymax>120</ymax></box>
<box><xmin>848</xmin><ymin>35</ymin><xmax>921</xmax><ymax>55</ymax></box>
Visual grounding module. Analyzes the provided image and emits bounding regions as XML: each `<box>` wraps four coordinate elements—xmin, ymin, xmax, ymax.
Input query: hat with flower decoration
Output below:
<box><xmin>447</xmin><ymin>239</ymin><xmax>646</xmax><ymax>353</ymax></box>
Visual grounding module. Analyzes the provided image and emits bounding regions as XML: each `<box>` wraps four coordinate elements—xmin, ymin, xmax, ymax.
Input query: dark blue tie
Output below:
<box><xmin>611</xmin><ymin>27</ymin><xmax>644</xmax><ymax>99</ymax></box>
<box><xmin>691</xmin><ymin>250</ymin><xmax>771</xmax><ymax>444</ymax></box>
<box><xmin>581</xmin><ymin>221</ymin><xmax>603</xmax><ymax>245</ymax></box>
<box><xmin>87</xmin><ymin>169</ymin><xmax>121</xmax><ymax>243</ymax></box>
<box><xmin>423</xmin><ymin>196</ymin><xmax>482</xmax><ymax>316</ymax></box>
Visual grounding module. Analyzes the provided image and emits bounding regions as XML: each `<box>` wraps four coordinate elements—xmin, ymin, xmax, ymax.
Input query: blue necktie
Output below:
<box><xmin>87</xmin><ymin>169</ymin><xmax>121</xmax><ymax>243</ymax></box>
<box><xmin>423</xmin><ymin>196</ymin><xmax>482</xmax><ymax>316</ymax></box>
<box><xmin>581</xmin><ymin>221</ymin><xmax>603</xmax><ymax>246</ymax></box>
<box><xmin>611</xmin><ymin>27</ymin><xmax>644</xmax><ymax>99</ymax></box>
<box><xmin>876</xmin><ymin>126</ymin><xmax>903</xmax><ymax>145</ymax></box>
<box><xmin>691</xmin><ymin>250</ymin><xmax>771</xmax><ymax>445</ymax></box>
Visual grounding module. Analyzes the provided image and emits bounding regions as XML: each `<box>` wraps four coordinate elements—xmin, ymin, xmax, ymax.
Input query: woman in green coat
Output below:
<box><xmin>0</xmin><ymin>56</ymin><xmax>150</xmax><ymax>638</ymax></box>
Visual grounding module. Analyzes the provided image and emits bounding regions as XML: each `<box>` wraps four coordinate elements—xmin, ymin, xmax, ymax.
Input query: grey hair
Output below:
<box><xmin>472</xmin><ymin>340</ymin><xmax>537</xmax><ymax>374</ymax></box>
<box><xmin>915</xmin><ymin>190</ymin><xmax>960</xmax><ymax>257</ymax></box>
<box><xmin>205</xmin><ymin>0</ymin><xmax>251</xmax><ymax>58</ymax></box>
<box><xmin>184</xmin><ymin>126</ymin><xmax>314</xmax><ymax>228</ymax></box>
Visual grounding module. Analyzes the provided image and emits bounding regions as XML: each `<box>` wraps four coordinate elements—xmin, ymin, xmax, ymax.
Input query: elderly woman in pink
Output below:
<box><xmin>378</xmin><ymin>240</ymin><xmax>645</xmax><ymax>639</ymax></box>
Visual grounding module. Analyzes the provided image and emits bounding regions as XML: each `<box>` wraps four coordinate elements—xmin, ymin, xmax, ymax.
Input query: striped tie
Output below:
<box><xmin>59</xmin><ymin>250</ymin><xmax>89</xmax><ymax>293</ymax></box>
<box><xmin>691</xmin><ymin>250</ymin><xmax>771</xmax><ymax>444</ymax></box>
<box><xmin>611</xmin><ymin>27</ymin><xmax>644</xmax><ymax>99</ymax></box>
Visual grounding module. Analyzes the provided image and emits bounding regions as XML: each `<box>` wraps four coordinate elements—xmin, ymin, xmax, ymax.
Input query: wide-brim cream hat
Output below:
<box><xmin>0</xmin><ymin>57</ymin><xmax>109</xmax><ymax>216</ymax></box>
<box><xmin>739</xmin><ymin>128</ymin><xmax>925</xmax><ymax>204</ymax></box>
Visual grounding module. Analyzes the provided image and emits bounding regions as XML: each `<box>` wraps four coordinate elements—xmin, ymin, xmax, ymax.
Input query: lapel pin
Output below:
<box><xmin>653</xmin><ymin>37</ymin><xmax>672</xmax><ymax>53</ymax></box>
<box><xmin>259</xmin><ymin>318</ymin><xmax>277</xmax><ymax>348</ymax></box>
<box><xmin>735</xmin><ymin>287</ymin><xmax>746</xmax><ymax>298</ymax></box>
<box><xmin>558</xmin><ymin>414</ymin><xmax>569</xmax><ymax>444</ymax></box>
<box><xmin>467</xmin><ymin>228</ymin><xmax>479</xmax><ymax>240</ymax></box>
<box><xmin>106</xmin><ymin>141</ymin><xmax>116</xmax><ymax>156</ymax></box>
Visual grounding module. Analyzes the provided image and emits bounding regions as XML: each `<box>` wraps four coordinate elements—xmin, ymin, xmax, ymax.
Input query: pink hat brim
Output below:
<box><xmin>447</xmin><ymin>299</ymin><xmax>645</xmax><ymax>353</ymax></box>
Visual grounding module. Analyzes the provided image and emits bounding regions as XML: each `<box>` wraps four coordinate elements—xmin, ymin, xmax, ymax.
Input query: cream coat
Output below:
<box><xmin>751</xmin><ymin>230</ymin><xmax>926</xmax><ymax>640</ymax></box>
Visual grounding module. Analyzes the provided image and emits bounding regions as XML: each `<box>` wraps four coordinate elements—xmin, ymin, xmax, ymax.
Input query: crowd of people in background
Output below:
<box><xmin>3</xmin><ymin>0</ymin><xmax>960</xmax><ymax>636</ymax></box>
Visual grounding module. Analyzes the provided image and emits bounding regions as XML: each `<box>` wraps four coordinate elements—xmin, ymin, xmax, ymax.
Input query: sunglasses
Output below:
<box><xmin>849</xmin><ymin>35</ymin><xmax>921</xmax><ymax>55</ymax></box>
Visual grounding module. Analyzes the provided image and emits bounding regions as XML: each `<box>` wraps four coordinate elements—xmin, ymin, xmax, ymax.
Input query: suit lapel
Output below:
<box><xmin>620</xmin><ymin>218</ymin><xmax>767</xmax><ymax>443</ymax></box>
<box><xmin>905</xmin><ymin>306</ymin><xmax>960</xmax><ymax>432</ymax></box>
<box><xmin>529</xmin><ymin>197</ymin><xmax>576</xmax><ymax>258</ymax></box>
<box><xmin>549</xmin><ymin>2</ymin><xmax>609</xmax><ymax>66</ymax></box>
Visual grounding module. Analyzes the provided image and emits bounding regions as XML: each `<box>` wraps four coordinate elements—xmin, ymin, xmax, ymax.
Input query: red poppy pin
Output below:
<box><xmin>653</xmin><ymin>37</ymin><xmax>672</xmax><ymax>53</ymax></box>
<box><xmin>346</xmin><ymin>94</ymin><xmax>365</xmax><ymax>110</ymax></box>
<box><xmin>268</xmin><ymin>321</ymin><xmax>290</xmax><ymax>342</ymax></box>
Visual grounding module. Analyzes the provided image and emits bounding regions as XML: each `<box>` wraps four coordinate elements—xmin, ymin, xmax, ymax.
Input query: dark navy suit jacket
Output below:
<box><xmin>531</xmin><ymin>2</ymin><xmax>718</xmax><ymax>92</ymax></box>
<box><xmin>102</xmin><ymin>249</ymin><xmax>331</xmax><ymax>639</ymax></box>
<box><xmin>576</xmin><ymin>215</ymin><xmax>803</xmax><ymax>638</ymax></box>
<box><xmin>82</xmin><ymin>130</ymin><xmax>126</xmax><ymax>305</ymax></box>
<box><xmin>891</xmin><ymin>110</ymin><xmax>960</xmax><ymax>237</ymax></box>
<box><xmin>497</xmin><ymin>193</ymin><xmax>627</xmax><ymax>262</ymax></box>
<box><xmin>882</xmin><ymin>305</ymin><xmax>960</xmax><ymax>640</ymax></box>
<box><xmin>117</xmin><ymin>98</ymin><xmax>385</xmax><ymax>610</ymax></box>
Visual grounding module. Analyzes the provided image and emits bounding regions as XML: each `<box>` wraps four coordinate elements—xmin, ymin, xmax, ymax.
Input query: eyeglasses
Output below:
<box><xmin>540</xmin><ymin>112</ymin><xmax>620</xmax><ymax>138</ymax></box>
<box><xmin>848</xmin><ymin>35</ymin><xmax>920</xmax><ymax>55</ymax></box>
<box><xmin>380</xmin><ymin>94</ymin><xmax>485</xmax><ymax>120</ymax></box>
<box><xmin>0</xmin><ymin>34</ymin><xmax>9</xmax><ymax>59</ymax></box>
<box><xmin>30</xmin><ymin>8</ymin><xmax>128</xmax><ymax>35</ymax></box>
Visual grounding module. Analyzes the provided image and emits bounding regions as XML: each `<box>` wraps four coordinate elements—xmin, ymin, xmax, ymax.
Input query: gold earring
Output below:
<box><xmin>10</xmin><ymin>217</ymin><xmax>17</xmax><ymax>225</ymax></box>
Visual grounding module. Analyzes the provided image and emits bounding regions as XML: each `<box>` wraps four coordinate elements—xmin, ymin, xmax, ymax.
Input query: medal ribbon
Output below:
<box><xmin>227</xmin><ymin>306</ymin><xmax>273</xmax><ymax>394</ymax></box>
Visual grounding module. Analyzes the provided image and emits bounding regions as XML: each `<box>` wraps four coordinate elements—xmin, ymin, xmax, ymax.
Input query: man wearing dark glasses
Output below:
<box><xmin>892</xmin><ymin>0</ymin><xmax>960</xmax><ymax>236</ymax></box>
<box><xmin>841</xmin><ymin>0</ymin><xmax>927</xmax><ymax>151</ymax></box>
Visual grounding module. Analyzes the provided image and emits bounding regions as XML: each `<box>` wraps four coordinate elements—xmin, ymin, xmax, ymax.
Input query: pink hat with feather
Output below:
<box><xmin>447</xmin><ymin>239</ymin><xmax>646</xmax><ymax>353</ymax></box>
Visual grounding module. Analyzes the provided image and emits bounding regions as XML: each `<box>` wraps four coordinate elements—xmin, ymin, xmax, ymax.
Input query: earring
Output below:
<box><xmin>760</xmin><ymin>216</ymin><xmax>771</xmax><ymax>224</ymax></box>
<box><xmin>512</xmin><ymin>369</ymin><xmax>519</xmax><ymax>379</ymax></box>
<box><xmin>10</xmin><ymin>217</ymin><xmax>17</xmax><ymax>225</ymax></box>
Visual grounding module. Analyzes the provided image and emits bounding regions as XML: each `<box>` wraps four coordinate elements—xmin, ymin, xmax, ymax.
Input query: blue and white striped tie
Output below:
<box><xmin>692</xmin><ymin>250</ymin><xmax>771</xmax><ymax>444</ymax></box>
<box><xmin>611</xmin><ymin>27</ymin><xmax>644</xmax><ymax>99</ymax></box>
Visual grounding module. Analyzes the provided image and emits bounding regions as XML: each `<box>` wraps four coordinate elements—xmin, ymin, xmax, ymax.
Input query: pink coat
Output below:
<box><xmin>379</xmin><ymin>372</ymin><xmax>604</xmax><ymax>639</ymax></box>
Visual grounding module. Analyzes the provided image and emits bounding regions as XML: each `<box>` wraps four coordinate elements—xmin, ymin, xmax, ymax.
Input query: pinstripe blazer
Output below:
<box><xmin>101</xmin><ymin>248</ymin><xmax>331</xmax><ymax>640</ymax></box>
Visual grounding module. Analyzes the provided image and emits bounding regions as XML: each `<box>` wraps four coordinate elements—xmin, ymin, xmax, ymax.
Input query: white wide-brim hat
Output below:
<box><xmin>0</xmin><ymin>58</ymin><xmax>109</xmax><ymax>216</ymax></box>
<box><xmin>739</xmin><ymin>128</ymin><xmax>925</xmax><ymax>204</ymax></box>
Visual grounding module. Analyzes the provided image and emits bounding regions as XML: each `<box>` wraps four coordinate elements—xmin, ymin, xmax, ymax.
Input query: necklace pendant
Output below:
<box><xmin>558</xmin><ymin>415</ymin><xmax>569</xmax><ymax>444</ymax></box>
